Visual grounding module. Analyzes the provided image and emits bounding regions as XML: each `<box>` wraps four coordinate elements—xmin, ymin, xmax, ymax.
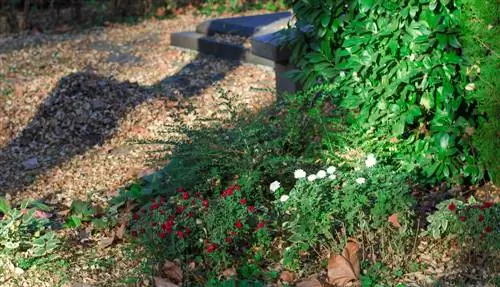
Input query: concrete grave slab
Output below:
<box><xmin>251</xmin><ymin>30</ymin><xmax>290</xmax><ymax>63</ymax></box>
<box><xmin>196</xmin><ymin>11</ymin><xmax>292</xmax><ymax>37</ymax></box>
<box><xmin>171</xmin><ymin>31</ymin><xmax>275</xmax><ymax>67</ymax></box>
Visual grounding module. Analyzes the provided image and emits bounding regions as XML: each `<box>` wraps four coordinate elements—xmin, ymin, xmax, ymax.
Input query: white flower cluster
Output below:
<box><xmin>294</xmin><ymin>166</ymin><xmax>337</xmax><ymax>182</ymax></box>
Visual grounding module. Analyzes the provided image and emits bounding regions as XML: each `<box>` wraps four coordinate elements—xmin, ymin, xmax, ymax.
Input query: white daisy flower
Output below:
<box><xmin>196</xmin><ymin>219</ymin><xmax>203</xmax><ymax>225</ymax></box>
<box><xmin>327</xmin><ymin>166</ymin><xmax>336</xmax><ymax>174</ymax></box>
<box><xmin>365</xmin><ymin>154</ymin><xmax>377</xmax><ymax>168</ymax></box>
<box><xmin>307</xmin><ymin>174</ymin><xmax>317</xmax><ymax>182</ymax></box>
<box><xmin>329</xmin><ymin>174</ymin><xmax>337</xmax><ymax>180</ymax></box>
<box><xmin>294</xmin><ymin>169</ymin><xmax>307</xmax><ymax>179</ymax></box>
<box><xmin>356</xmin><ymin>177</ymin><xmax>366</xmax><ymax>184</ymax></box>
<box><xmin>270</xmin><ymin>181</ymin><xmax>281</xmax><ymax>192</ymax></box>
<box><xmin>316</xmin><ymin>170</ymin><xmax>327</xmax><ymax>179</ymax></box>
<box><xmin>280</xmin><ymin>195</ymin><xmax>289</xmax><ymax>202</ymax></box>
<box><xmin>465</xmin><ymin>83</ymin><xmax>476</xmax><ymax>91</ymax></box>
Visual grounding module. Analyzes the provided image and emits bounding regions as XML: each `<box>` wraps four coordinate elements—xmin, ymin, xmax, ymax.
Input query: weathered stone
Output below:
<box><xmin>251</xmin><ymin>30</ymin><xmax>290</xmax><ymax>63</ymax></box>
<box><xmin>22</xmin><ymin>157</ymin><xmax>39</xmax><ymax>170</ymax></box>
<box><xmin>196</xmin><ymin>11</ymin><xmax>292</xmax><ymax>37</ymax></box>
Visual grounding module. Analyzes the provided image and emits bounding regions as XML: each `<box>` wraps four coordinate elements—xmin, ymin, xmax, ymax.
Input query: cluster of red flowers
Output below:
<box><xmin>221</xmin><ymin>185</ymin><xmax>241</xmax><ymax>198</ymax></box>
<box><xmin>130</xmin><ymin>187</ymin><xmax>201</xmax><ymax>241</ymax></box>
<box><xmin>447</xmin><ymin>201</ymin><xmax>495</xmax><ymax>239</ymax></box>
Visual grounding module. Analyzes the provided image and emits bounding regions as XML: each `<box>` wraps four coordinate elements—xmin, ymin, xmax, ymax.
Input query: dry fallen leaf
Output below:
<box><xmin>328</xmin><ymin>239</ymin><xmax>361</xmax><ymax>286</ymax></box>
<box><xmin>98</xmin><ymin>232</ymin><xmax>115</xmax><ymax>249</ymax></box>
<box><xmin>388</xmin><ymin>213</ymin><xmax>401</xmax><ymax>228</ymax></box>
<box><xmin>295</xmin><ymin>276</ymin><xmax>323</xmax><ymax>287</ymax></box>
<box><xmin>280</xmin><ymin>270</ymin><xmax>297</xmax><ymax>283</ymax></box>
<box><xmin>222</xmin><ymin>267</ymin><xmax>237</xmax><ymax>278</ymax></box>
<box><xmin>154</xmin><ymin>276</ymin><xmax>179</xmax><ymax>287</ymax></box>
<box><xmin>162</xmin><ymin>260</ymin><xmax>183</xmax><ymax>285</ymax></box>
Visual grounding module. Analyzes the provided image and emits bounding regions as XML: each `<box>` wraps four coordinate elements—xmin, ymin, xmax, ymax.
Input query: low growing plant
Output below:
<box><xmin>128</xmin><ymin>184</ymin><xmax>272</xmax><ymax>277</ymax></box>
<box><xmin>0</xmin><ymin>198</ymin><xmax>60</xmax><ymax>271</ymax></box>
<box><xmin>273</xmin><ymin>154</ymin><xmax>415</xmax><ymax>270</ymax></box>
<box><xmin>426</xmin><ymin>197</ymin><xmax>498</xmax><ymax>250</ymax></box>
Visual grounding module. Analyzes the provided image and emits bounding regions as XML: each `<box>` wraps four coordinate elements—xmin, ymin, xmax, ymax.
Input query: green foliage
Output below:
<box><xmin>276</xmin><ymin>158</ymin><xmax>415</xmax><ymax>270</ymax></box>
<box><xmin>459</xmin><ymin>0</ymin><xmax>500</xmax><ymax>184</ymax></box>
<box><xmin>286</xmin><ymin>0</ymin><xmax>491</xmax><ymax>184</ymax></box>
<box><xmin>0</xmin><ymin>198</ymin><xmax>60</xmax><ymax>269</ymax></box>
<box><xmin>426</xmin><ymin>198</ymin><xmax>498</xmax><ymax>250</ymax></box>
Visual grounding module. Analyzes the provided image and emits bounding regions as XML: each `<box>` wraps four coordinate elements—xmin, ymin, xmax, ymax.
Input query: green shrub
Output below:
<box><xmin>285</xmin><ymin>0</ymin><xmax>490</xmax><ymax>184</ymax></box>
<box><xmin>274</xmin><ymin>155</ymin><xmax>415</xmax><ymax>270</ymax></box>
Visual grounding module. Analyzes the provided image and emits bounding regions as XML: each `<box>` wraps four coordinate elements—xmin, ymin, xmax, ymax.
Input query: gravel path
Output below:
<box><xmin>0</xmin><ymin>13</ymin><xmax>276</xmax><ymax>206</ymax></box>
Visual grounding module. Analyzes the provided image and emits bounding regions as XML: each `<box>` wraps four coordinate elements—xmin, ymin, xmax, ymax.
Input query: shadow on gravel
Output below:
<box><xmin>0</xmin><ymin>52</ymin><xmax>243</xmax><ymax>196</ymax></box>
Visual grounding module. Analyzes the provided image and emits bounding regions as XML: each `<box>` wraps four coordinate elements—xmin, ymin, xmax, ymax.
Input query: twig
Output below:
<box><xmin>409</xmin><ymin>218</ymin><xmax>421</xmax><ymax>262</ymax></box>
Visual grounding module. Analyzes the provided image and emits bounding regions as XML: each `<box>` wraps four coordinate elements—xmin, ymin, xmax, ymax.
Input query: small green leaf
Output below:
<box><xmin>320</xmin><ymin>13</ymin><xmax>330</xmax><ymax>28</ymax></box>
<box><xmin>0</xmin><ymin>197</ymin><xmax>11</xmax><ymax>214</ymax></box>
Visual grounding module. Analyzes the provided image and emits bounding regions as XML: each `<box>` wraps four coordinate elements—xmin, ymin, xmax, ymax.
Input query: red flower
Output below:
<box><xmin>479</xmin><ymin>214</ymin><xmax>485</xmax><ymax>222</ymax></box>
<box><xmin>459</xmin><ymin>216</ymin><xmax>466</xmax><ymax>222</ymax></box>
<box><xmin>202</xmin><ymin>200</ymin><xmax>209</xmax><ymax>208</ymax></box>
<box><xmin>160</xmin><ymin>210</ymin><xmax>165</xmax><ymax>214</ymax></box>
<box><xmin>177</xmin><ymin>187</ymin><xmax>185</xmax><ymax>193</ymax></box>
<box><xmin>206</xmin><ymin>243</ymin><xmax>217</xmax><ymax>253</ymax></box>
<box><xmin>168</xmin><ymin>215</ymin><xmax>176</xmax><ymax>221</ymax></box>
<box><xmin>222</xmin><ymin>186</ymin><xmax>235</xmax><ymax>198</ymax></box>
<box><xmin>484</xmin><ymin>226</ymin><xmax>492</xmax><ymax>233</ymax></box>
<box><xmin>162</xmin><ymin>219</ymin><xmax>174</xmax><ymax>232</ymax></box>
<box><xmin>247</xmin><ymin>205</ymin><xmax>255</xmax><ymax>213</ymax></box>
<box><xmin>224</xmin><ymin>237</ymin><xmax>232</xmax><ymax>243</ymax></box>
<box><xmin>131</xmin><ymin>230</ymin><xmax>137</xmax><ymax>237</ymax></box>
<box><xmin>240</xmin><ymin>199</ymin><xmax>247</xmax><ymax>205</ymax></box>
<box><xmin>448</xmin><ymin>203</ymin><xmax>456</xmax><ymax>211</ymax></box>
<box><xmin>191</xmin><ymin>199</ymin><xmax>196</xmax><ymax>206</ymax></box>
<box><xmin>183</xmin><ymin>192</ymin><xmax>189</xmax><ymax>200</ymax></box>
<box><xmin>177</xmin><ymin>230</ymin><xmax>185</xmax><ymax>239</ymax></box>
<box><xmin>234</xmin><ymin>220</ymin><xmax>243</xmax><ymax>229</ymax></box>
<box><xmin>150</xmin><ymin>203</ymin><xmax>159</xmax><ymax>210</ymax></box>
<box><xmin>176</xmin><ymin>205</ymin><xmax>186</xmax><ymax>214</ymax></box>
<box><xmin>234</xmin><ymin>185</ymin><xmax>241</xmax><ymax>191</ymax></box>
<box><xmin>159</xmin><ymin>232</ymin><xmax>167</xmax><ymax>239</ymax></box>
<box><xmin>159</xmin><ymin>196</ymin><xmax>165</xmax><ymax>204</ymax></box>
<box><xmin>132</xmin><ymin>213</ymin><xmax>139</xmax><ymax>220</ymax></box>
<box><xmin>195</xmin><ymin>192</ymin><xmax>202</xmax><ymax>198</ymax></box>
<box><xmin>481</xmin><ymin>201</ymin><xmax>494</xmax><ymax>210</ymax></box>
<box><xmin>185</xmin><ymin>227</ymin><xmax>191</xmax><ymax>234</ymax></box>
<box><xmin>187</xmin><ymin>212</ymin><xmax>193</xmax><ymax>218</ymax></box>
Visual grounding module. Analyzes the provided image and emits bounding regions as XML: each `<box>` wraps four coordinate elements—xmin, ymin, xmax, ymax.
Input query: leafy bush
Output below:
<box><xmin>0</xmin><ymin>198</ymin><xmax>60</xmax><ymax>270</ymax></box>
<box><xmin>426</xmin><ymin>198</ymin><xmax>498</xmax><ymax>249</ymax></box>
<box><xmin>285</xmin><ymin>0</ymin><xmax>491</xmax><ymax>184</ymax></box>
<box><xmin>128</xmin><ymin>185</ymin><xmax>272</xmax><ymax>276</ymax></box>
<box><xmin>274</xmin><ymin>155</ymin><xmax>415</xmax><ymax>270</ymax></box>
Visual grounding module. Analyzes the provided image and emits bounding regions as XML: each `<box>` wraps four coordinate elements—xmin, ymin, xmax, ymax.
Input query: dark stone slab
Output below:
<box><xmin>171</xmin><ymin>31</ymin><xmax>275</xmax><ymax>67</ymax></box>
<box><xmin>196</xmin><ymin>11</ymin><xmax>292</xmax><ymax>37</ymax></box>
<box><xmin>251</xmin><ymin>30</ymin><xmax>290</xmax><ymax>63</ymax></box>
